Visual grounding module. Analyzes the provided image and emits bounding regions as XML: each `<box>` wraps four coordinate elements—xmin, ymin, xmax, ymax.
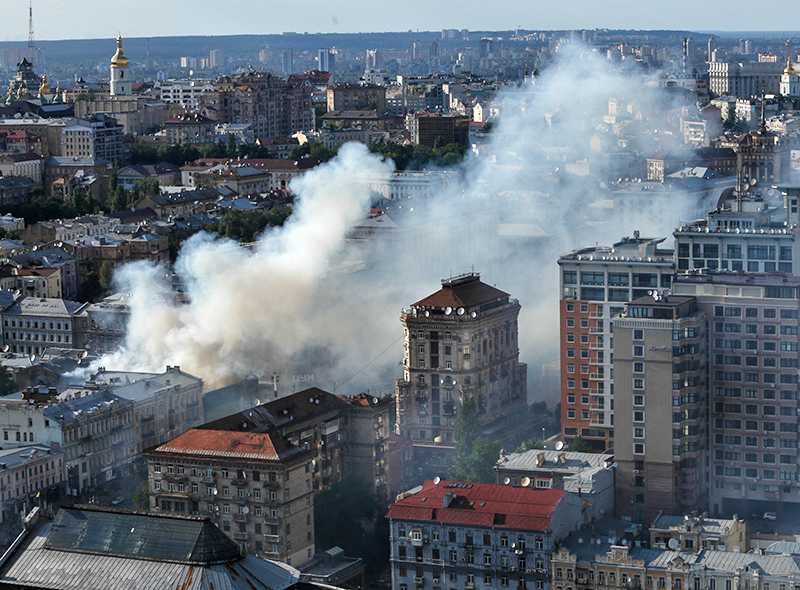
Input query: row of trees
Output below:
<box><xmin>368</xmin><ymin>140</ymin><xmax>467</xmax><ymax>170</ymax></box>
<box><xmin>209</xmin><ymin>208</ymin><xmax>292</xmax><ymax>243</ymax></box>
<box><xmin>129</xmin><ymin>136</ymin><xmax>290</xmax><ymax>167</ymax></box>
<box><xmin>0</xmin><ymin>187</ymin><xmax>99</xmax><ymax>226</ymax></box>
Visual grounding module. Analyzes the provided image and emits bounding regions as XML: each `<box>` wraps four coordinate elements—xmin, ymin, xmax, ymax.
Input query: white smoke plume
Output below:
<box><xmin>96</xmin><ymin>43</ymin><xmax>703</xmax><ymax>396</ymax></box>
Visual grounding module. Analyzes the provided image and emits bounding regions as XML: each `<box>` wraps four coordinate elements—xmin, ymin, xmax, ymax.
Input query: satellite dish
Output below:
<box><xmin>212</xmin><ymin>487</ymin><xmax>218</xmax><ymax>496</ymax></box>
<box><xmin>445</xmin><ymin>307</ymin><xmax>452</xmax><ymax>315</ymax></box>
<box><xmin>503</xmin><ymin>477</ymin><xmax>511</xmax><ymax>485</ymax></box>
<box><xmin>373</xmin><ymin>422</ymin><xmax>380</xmax><ymax>430</ymax></box>
<box><xmin>668</xmin><ymin>538</ymin><xmax>679</xmax><ymax>550</ymax></box>
<box><xmin>457</xmin><ymin>307</ymin><xmax>465</xmax><ymax>315</ymax></box>
<box><xmin>424</xmin><ymin>310</ymin><xmax>430</xmax><ymax>317</ymax></box>
<box><xmin>254</xmin><ymin>399</ymin><xmax>261</xmax><ymax>406</ymax></box>
<box><xmin>315</xmin><ymin>398</ymin><xmax>320</xmax><ymax>404</ymax></box>
<box><xmin>471</xmin><ymin>311</ymin><xmax>477</xmax><ymax>318</ymax></box>
<box><xmin>521</xmin><ymin>476</ymin><xmax>531</xmax><ymax>487</ymax></box>
<box><xmin>242</xmin><ymin>507</ymin><xmax>250</xmax><ymax>514</ymax></box>
<box><xmin>603</xmin><ymin>460</ymin><xmax>612</xmax><ymax>469</ymax></box>
<box><xmin>433</xmin><ymin>476</ymin><xmax>441</xmax><ymax>485</ymax></box>
<box><xmin>621</xmin><ymin>539</ymin><xmax>628</xmax><ymax>546</ymax></box>
<box><xmin>2</xmin><ymin>345</ymin><xmax>8</xmax><ymax>353</ymax></box>
<box><xmin>373</xmin><ymin>397</ymin><xmax>379</xmax><ymax>404</ymax></box>
<box><xmin>555</xmin><ymin>441</ymin><xmax>564</xmax><ymax>451</ymax></box>
<box><xmin>29</xmin><ymin>354</ymin><xmax>35</xmax><ymax>363</ymax></box>
<box><xmin>578</xmin><ymin>537</ymin><xmax>584</xmax><ymax>544</ymax></box>
<box><xmin>309</xmin><ymin>397</ymin><xmax>314</xmax><ymax>403</ymax></box>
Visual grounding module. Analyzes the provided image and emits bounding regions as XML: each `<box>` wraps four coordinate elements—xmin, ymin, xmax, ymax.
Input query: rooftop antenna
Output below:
<box><xmin>759</xmin><ymin>86</ymin><xmax>766</xmax><ymax>134</ymax></box>
<box><xmin>27</xmin><ymin>1</ymin><xmax>36</xmax><ymax>65</ymax></box>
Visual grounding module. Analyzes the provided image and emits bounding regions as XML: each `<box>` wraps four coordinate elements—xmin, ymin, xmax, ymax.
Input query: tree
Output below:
<box><xmin>450</xmin><ymin>396</ymin><xmax>501</xmax><ymax>483</ymax></box>
<box><xmin>211</xmin><ymin>208</ymin><xmax>292</xmax><ymax>243</ymax></box>
<box><xmin>567</xmin><ymin>436</ymin><xmax>593</xmax><ymax>453</ymax></box>
<box><xmin>0</xmin><ymin>369</ymin><xmax>18</xmax><ymax>397</ymax></box>
<box><xmin>132</xmin><ymin>481</ymin><xmax>149</xmax><ymax>512</ymax></box>
<box><xmin>314</xmin><ymin>476</ymin><xmax>389</xmax><ymax>576</ymax></box>
<box><xmin>99</xmin><ymin>261</ymin><xmax>113</xmax><ymax>292</ymax></box>
<box><xmin>515</xmin><ymin>438</ymin><xmax>545</xmax><ymax>453</ymax></box>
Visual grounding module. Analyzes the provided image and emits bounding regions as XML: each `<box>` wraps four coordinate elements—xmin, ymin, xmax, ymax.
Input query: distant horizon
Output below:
<box><xmin>2</xmin><ymin>0</ymin><xmax>800</xmax><ymax>43</ymax></box>
<box><xmin>1</xmin><ymin>29</ymin><xmax>800</xmax><ymax>46</ymax></box>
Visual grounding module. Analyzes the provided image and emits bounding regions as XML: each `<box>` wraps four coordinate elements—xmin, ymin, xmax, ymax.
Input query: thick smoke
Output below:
<box><xmin>97</xmin><ymin>43</ymin><xmax>702</xmax><ymax>396</ymax></box>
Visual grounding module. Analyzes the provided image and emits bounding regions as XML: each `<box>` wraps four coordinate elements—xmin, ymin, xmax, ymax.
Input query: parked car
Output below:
<box><xmin>763</xmin><ymin>512</ymin><xmax>777</xmax><ymax>521</ymax></box>
<box><xmin>111</xmin><ymin>497</ymin><xmax>124</xmax><ymax>506</ymax></box>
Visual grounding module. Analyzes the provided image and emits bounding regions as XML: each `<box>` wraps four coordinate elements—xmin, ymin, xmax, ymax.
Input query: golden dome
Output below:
<box><xmin>785</xmin><ymin>57</ymin><xmax>795</xmax><ymax>76</ymax></box>
<box><xmin>38</xmin><ymin>74</ymin><xmax>52</xmax><ymax>97</ymax></box>
<box><xmin>111</xmin><ymin>34</ymin><xmax>130</xmax><ymax>67</ymax></box>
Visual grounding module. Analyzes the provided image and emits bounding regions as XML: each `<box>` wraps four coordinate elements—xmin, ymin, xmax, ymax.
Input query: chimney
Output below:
<box><xmin>443</xmin><ymin>492</ymin><xmax>457</xmax><ymax>508</ymax></box>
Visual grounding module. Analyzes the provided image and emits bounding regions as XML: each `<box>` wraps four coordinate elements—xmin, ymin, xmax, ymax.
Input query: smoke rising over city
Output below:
<box><xmin>96</xmin><ymin>43</ymin><xmax>699</xmax><ymax>395</ymax></box>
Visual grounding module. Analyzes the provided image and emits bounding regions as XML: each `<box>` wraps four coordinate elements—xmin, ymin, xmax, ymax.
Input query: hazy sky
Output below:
<box><xmin>0</xmin><ymin>0</ymin><xmax>796</xmax><ymax>41</ymax></box>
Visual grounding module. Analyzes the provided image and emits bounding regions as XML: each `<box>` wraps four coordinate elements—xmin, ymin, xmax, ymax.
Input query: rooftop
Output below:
<box><xmin>0</xmin><ymin>506</ymin><xmax>304</xmax><ymax>590</ymax></box>
<box><xmin>386</xmin><ymin>479</ymin><xmax>565</xmax><ymax>531</ymax></box>
<box><xmin>411</xmin><ymin>272</ymin><xmax>510</xmax><ymax>311</ymax></box>
<box><xmin>150</xmin><ymin>428</ymin><xmax>305</xmax><ymax>463</ymax></box>
<box><xmin>497</xmin><ymin>449</ymin><xmax>613</xmax><ymax>474</ymax></box>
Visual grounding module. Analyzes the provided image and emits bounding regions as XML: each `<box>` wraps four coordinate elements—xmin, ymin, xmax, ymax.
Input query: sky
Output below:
<box><xmin>0</xmin><ymin>0</ymin><xmax>797</xmax><ymax>42</ymax></box>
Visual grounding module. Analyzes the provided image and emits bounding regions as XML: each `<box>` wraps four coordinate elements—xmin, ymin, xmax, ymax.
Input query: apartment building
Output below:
<box><xmin>396</xmin><ymin>273</ymin><xmax>528</xmax><ymax>479</ymax></box>
<box><xmin>199</xmin><ymin>70</ymin><xmax>313</xmax><ymax>140</ymax></box>
<box><xmin>649</xmin><ymin>514</ymin><xmax>749</xmax><ymax>553</ymax></box>
<box><xmin>326</xmin><ymin>83</ymin><xmax>386</xmax><ymax>112</ymax></box>
<box><xmin>338</xmin><ymin>392</ymin><xmax>392</xmax><ymax>501</ymax></box>
<box><xmin>612</xmin><ymin>294</ymin><xmax>708</xmax><ymax>523</ymax></box>
<box><xmin>1</xmin><ymin>296</ymin><xmax>87</xmax><ymax>355</ymax></box>
<box><xmin>145</xmin><ymin>427</ymin><xmax>315</xmax><ymax>566</ymax></box>
<box><xmin>0</xmin><ymin>444</ymin><xmax>65</xmax><ymax>522</ymax></box>
<box><xmin>672</xmin><ymin>272</ymin><xmax>800</xmax><ymax>517</ymax></box>
<box><xmin>495</xmin><ymin>450</ymin><xmax>615</xmax><ymax>520</ymax></box>
<box><xmin>673</xmin><ymin>196</ymin><xmax>798</xmax><ymax>275</ymax></box>
<box><xmin>386</xmin><ymin>479</ymin><xmax>585</xmax><ymax>590</ymax></box>
<box><xmin>551</xmin><ymin>531</ymin><xmax>800</xmax><ymax>590</ymax></box>
<box><xmin>61</xmin><ymin>115</ymin><xmax>124</xmax><ymax>163</ymax></box>
<box><xmin>558</xmin><ymin>235</ymin><xmax>674</xmax><ymax>451</ymax></box>
<box><xmin>158</xmin><ymin>79</ymin><xmax>215</xmax><ymax>109</ymax></box>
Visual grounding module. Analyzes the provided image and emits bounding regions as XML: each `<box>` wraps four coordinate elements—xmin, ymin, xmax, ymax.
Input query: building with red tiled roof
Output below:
<box><xmin>396</xmin><ymin>273</ymin><xmax>530</xmax><ymax>481</ymax></box>
<box><xmin>144</xmin><ymin>423</ymin><xmax>315</xmax><ymax>568</ymax></box>
<box><xmin>387</xmin><ymin>478</ymin><xmax>585</xmax><ymax>590</ymax></box>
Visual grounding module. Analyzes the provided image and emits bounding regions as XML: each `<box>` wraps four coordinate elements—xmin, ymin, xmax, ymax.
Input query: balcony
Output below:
<box><xmin>233</xmin><ymin>514</ymin><xmax>247</xmax><ymax>522</ymax></box>
<box><xmin>232</xmin><ymin>532</ymin><xmax>248</xmax><ymax>541</ymax></box>
<box><xmin>231</xmin><ymin>479</ymin><xmax>248</xmax><ymax>487</ymax></box>
<box><xmin>414</xmin><ymin>576</ymin><xmax>425</xmax><ymax>586</ymax></box>
<box><xmin>263</xmin><ymin>533</ymin><xmax>281</xmax><ymax>542</ymax></box>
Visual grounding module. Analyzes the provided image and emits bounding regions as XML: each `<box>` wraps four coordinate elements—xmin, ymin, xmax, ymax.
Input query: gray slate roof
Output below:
<box><xmin>0</xmin><ymin>507</ymin><xmax>303</xmax><ymax>590</ymax></box>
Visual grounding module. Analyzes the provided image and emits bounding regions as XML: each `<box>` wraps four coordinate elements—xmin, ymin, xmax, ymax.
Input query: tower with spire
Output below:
<box><xmin>780</xmin><ymin>57</ymin><xmax>799</xmax><ymax>98</ymax></box>
<box><xmin>110</xmin><ymin>34</ymin><xmax>131</xmax><ymax>96</ymax></box>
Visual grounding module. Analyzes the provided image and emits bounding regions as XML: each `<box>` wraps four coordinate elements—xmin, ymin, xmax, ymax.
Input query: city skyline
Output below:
<box><xmin>0</xmin><ymin>0</ymin><xmax>800</xmax><ymax>42</ymax></box>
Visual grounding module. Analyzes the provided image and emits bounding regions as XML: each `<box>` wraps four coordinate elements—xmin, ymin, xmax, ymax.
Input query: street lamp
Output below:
<box><xmin>542</xmin><ymin>427</ymin><xmax>546</xmax><ymax>446</ymax></box>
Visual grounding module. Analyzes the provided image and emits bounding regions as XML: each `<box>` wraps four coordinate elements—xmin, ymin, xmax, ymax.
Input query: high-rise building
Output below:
<box><xmin>395</xmin><ymin>273</ymin><xmax>528</xmax><ymax>479</ymax></box>
<box><xmin>612</xmin><ymin>293</ymin><xmax>708</xmax><ymax>523</ymax></box>
<box><xmin>109</xmin><ymin>35</ymin><xmax>130</xmax><ymax>97</ymax></box>
<box><xmin>708</xmin><ymin>36</ymin><xmax>717</xmax><ymax>62</ymax></box>
<box><xmin>281</xmin><ymin>48</ymin><xmax>294</xmax><ymax>76</ymax></box>
<box><xmin>558</xmin><ymin>235</ymin><xmax>674</xmax><ymax>451</ymax></box>
<box><xmin>317</xmin><ymin>48</ymin><xmax>333</xmax><ymax>73</ymax></box>
<box><xmin>412</xmin><ymin>40</ymin><xmax>424</xmax><ymax>62</ymax></box>
<box><xmin>672</xmin><ymin>272</ymin><xmax>800</xmax><ymax>517</ymax></box>
<box><xmin>674</xmin><ymin>192</ymin><xmax>797</xmax><ymax>276</ymax></box>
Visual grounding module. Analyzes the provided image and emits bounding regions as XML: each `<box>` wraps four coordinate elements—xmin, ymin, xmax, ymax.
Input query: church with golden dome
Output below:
<box><xmin>110</xmin><ymin>34</ymin><xmax>131</xmax><ymax>96</ymax></box>
<box><xmin>780</xmin><ymin>57</ymin><xmax>799</xmax><ymax>97</ymax></box>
